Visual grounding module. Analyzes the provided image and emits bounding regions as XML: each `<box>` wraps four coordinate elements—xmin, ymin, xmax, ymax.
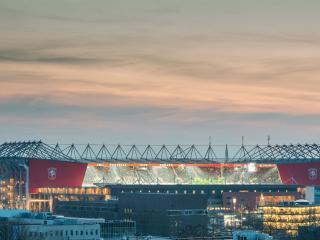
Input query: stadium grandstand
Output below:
<box><xmin>0</xmin><ymin>140</ymin><xmax>320</xmax><ymax>209</ymax></box>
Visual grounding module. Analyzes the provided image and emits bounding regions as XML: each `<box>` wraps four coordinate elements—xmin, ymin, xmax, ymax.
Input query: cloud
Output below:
<box><xmin>0</xmin><ymin>48</ymin><xmax>100</xmax><ymax>65</ymax></box>
<box><xmin>0</xmin><ymin>0</ymin><xmax>320</xmax><ymax>143</ymax></box>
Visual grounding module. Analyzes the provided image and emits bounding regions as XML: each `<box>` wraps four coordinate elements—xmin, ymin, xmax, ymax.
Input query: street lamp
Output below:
<box><xmin>232</xmin><ymin>197</ymin><xmax>237</xmax><ymax>210</ymax></box>
<box><xmin>232</xmin><ymin>198</ymin><xmax>237</xmax><ymax>228</ymax></box>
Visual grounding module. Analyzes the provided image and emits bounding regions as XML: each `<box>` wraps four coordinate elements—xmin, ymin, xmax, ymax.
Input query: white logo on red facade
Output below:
<box><xmin>308</xmin><ymin>168</ymin><xmax>318</xmax><ymax>181</ymax></box>
<box><xmin>48</xmin><ymin>167</ymin><xmax>57</xmax><ymax>180</ymax></box>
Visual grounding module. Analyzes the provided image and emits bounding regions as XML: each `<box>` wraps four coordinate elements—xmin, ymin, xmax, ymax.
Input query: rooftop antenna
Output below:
<box><xmin>267</xmin><ymin>135</ymin><xmax>271</xmax><ymax>145</ymax></box>
<box><xmin>241</xmin><ymin>136</ymin><xmax>244</xmax><ymax>146</ymax></box>
<box><xmin>225</xmin><ymin>144</ymin><xmax>229</xmax><ymax>162</ymax></box>
<box><xmin>209</xmin><ymin>136</ymin><xmax>212</xmax><ymax>146</ymax></box>
<box><xmin>223</xmin><ymin>144</ymin><xmax>229</xmax><ymax>184</ymax></box>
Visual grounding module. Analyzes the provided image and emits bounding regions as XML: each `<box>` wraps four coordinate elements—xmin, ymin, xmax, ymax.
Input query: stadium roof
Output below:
<box><xmin>0</xmin><ymin>141</ymin><xmax>74</xmax><ymax>163</ymax></box>
<box><xmin>0</xmin><ymin>141</ymin><xmax>320</xmax><ymax>164</ymax></box>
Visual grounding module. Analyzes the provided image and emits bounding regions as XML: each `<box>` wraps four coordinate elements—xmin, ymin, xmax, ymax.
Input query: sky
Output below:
<box><xmin>0</xmin><ymin>0</ymin><xmax>320</xmax><ymax>145</ymax></box>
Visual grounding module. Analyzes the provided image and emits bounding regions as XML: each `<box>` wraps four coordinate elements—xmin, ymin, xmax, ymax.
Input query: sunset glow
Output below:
<box><xmin>1</xmin><ymin>0</ymin><xmax>320</xmax><ymax>144</ymax></box>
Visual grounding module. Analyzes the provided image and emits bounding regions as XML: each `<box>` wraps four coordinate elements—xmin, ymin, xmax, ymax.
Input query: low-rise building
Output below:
<box><xmin>0</xmin><ymin>210</ymin><xmax>104</xmax><ymax>240</ymax></box>
<box><xmin>233</xmin><ymin>230</ymin><xmax>273</xmax><ymax>240</ymax></box>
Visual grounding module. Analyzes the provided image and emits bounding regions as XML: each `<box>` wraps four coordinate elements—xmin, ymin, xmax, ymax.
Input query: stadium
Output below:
<box><xmin>1</xmin><ymin>141</ymin><xmax>320</xmax><ymax>209</ymax></box>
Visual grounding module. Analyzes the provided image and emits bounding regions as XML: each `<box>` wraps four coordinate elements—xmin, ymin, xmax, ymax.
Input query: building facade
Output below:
<box><xmin>0</xmin><ymin>210</ymin><xmax>104</xmax><ymax>240</ymax></box>
<box><xmin>259</xmin><ymin>203</ymin><xmax>320</xmax><ymax>237</ymax></box>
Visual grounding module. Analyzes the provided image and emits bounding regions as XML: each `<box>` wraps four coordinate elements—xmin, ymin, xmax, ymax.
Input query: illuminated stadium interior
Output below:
<box><xmin>0</xmin><ymin>141</ymin><xmax>320</xmax><ymax>209</ymax></box>
<box><xmin>83</xmin><ymin>164</ymin><xmax>281</xmax><ymax>186</ymax></box>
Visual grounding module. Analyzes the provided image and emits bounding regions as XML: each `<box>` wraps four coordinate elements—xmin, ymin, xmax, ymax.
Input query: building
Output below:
<box><xmin>30</xmin><ymin>187</ymin><xmax>109</xmax><ymax>212</ymax></box>
<box><xmin>55</xmin><ymin>200</ymin><xmax>119</xmax><ymax>220</ymax></box>
<box><xmin>1</xmin><ymin>141</ymin><xmax>320</xmax><ymax>212</ymax></box>
<box><xmin>31</xmin><ymin>184</ymin><xmax>304</xmax><ymax>213</ymax></box>
<box><xmin>104</xmin><ymin>184</ymin><xmax>303</xmax><ymax>198</ymax></box>
<box><xmin>54</xmin><ymin>193</ymin><xmax>209</xmax><ymax>238</ymax></box>
<box><xmin>118</xmin><ymin>193</ymin><xmax>209</xmax><ymax>237</ymax></box>
<box><xmin>222</xmin><ymin>191</ymin><xmax>301</xmax><ymax>211</ymax></box>
<box><xmin>297</xmin><ymin>226</ymin><xmax>320</xmax><ymax>240</ymax></box>
<box><xmin>47</xmin><ymin>184</ymin><xmax>304</xmax><ymax>238</ymax></box>
<box><xmin>100</xmin><ymin>220</ymin><xmax>136</xmax><ymax>239</ymax></box>
<box><xmin>305</xmin><ymin>186</ymin><xmax>320</xmax><ymax>204</ymax></box>
<box><xmin>233</xmin><ymin>230</ymin><xmax>273</xmax><ymax>240</ymax></box>
<box><xmin>0</xmin><ymin>210</ymin><xmax>104</xmax><ymax>240</ymax></box>
<box><xmin>259</xmin><ymin>201</ymin><xmax>320</xmax><ymax>237</ymax></box>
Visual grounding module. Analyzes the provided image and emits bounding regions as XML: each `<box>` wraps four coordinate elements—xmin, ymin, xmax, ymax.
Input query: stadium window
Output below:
<box><xmin>175</xmin><ymin>190</ymin><xmax>178</xmax><ymax>194</ymax></box>
<box><xmin>193</xmin><ymin>190</ymin><xmax>196</xmax><ymax>194</ymax></box>
<box><xmin>184</xmin><ymin>190</ymin><xmax>187</xmax><ymax>194</ymax></box>
<box><xmin>96</xmin><ymin>229</ymin><xmax>98</xmax><ymax>235</ymax></box>
<box><xmin>201</xmin><ymin>190</ymin><xmax>205</xmax><ymax>194</ymax></box>
<box><xmin>80</xmin><ymin>231</ymin><xmax>83</xmax><ymax>235</ymax></box>
<box><xmin>212</xmin><ymin>190</ymin><xmax>215</xmax><ymax>194</ymax></box>
<box><xmin>71</xmin><ymin>230</ymin><xmax>73</xmax><ymax>236</ymax></box>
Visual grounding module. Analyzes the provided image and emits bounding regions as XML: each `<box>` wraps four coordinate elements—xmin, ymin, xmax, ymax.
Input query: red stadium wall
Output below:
<box><xmin>277</xmin><ymin>162</ymin><xmax>320</xmax><ymax>185</ymax></box>
<box><xmin>29</xmin><ymin>160</ymin><xmax>87</xmax><ymax>193</ymax></box>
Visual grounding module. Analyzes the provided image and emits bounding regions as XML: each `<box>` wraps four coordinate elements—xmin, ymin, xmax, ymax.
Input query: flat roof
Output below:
<box><xmin>103</xmin><ymin>184</ymin><xmax>303</xmax><ymax>189</ymax></box>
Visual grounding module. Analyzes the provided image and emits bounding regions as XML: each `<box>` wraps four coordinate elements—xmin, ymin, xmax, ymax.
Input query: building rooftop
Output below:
<box><xmin>0</xmin><ymin>209</ymin><xmax>30</xmax><ymax>218</ymax></box>
<box><xmin>0</xmin><ymin>210</ymin><xmax>105</xmax><ymax>225</ymax></box>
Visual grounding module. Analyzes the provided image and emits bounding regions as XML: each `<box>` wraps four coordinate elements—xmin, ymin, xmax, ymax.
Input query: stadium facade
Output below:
<box><xmin>1</xmin><ymin>141</ymin><xmax>320</xmax><ymax>209</ymax></box>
